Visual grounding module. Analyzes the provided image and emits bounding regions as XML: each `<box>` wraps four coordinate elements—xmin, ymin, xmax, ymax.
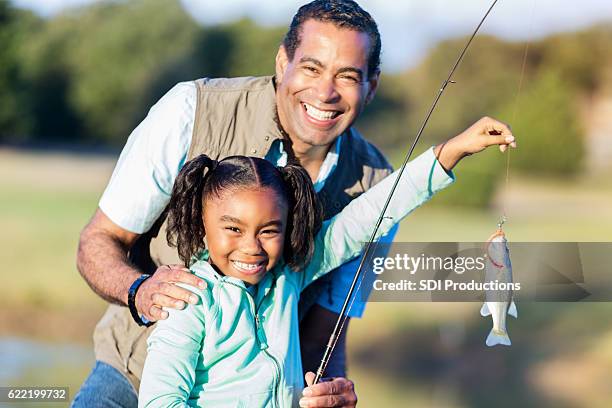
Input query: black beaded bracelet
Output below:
<box><xmin>128</xmin><ymin>274</ymin><xmax>153</xmax><ymax>327</ymax></box>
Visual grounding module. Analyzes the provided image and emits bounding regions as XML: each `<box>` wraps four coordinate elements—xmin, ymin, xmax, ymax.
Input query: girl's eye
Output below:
<box><xmin>261</xmin><ymin>229</ymin><xmax>280</xmax><ymax>236</ymax></box>
<box><xmin>225</xmin><ymin>227</ymin><xmax>240</xmax><ymax>233</ymax></box>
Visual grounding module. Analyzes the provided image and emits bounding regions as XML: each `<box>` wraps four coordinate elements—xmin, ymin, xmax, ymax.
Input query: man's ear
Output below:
<box><xmin>365</xmin><ymin>70</ymin><xmax>380</xmax><ymax>105</ymax></box>
<box><xmin>275</xmin><ymin>45</ymin><xmax>289</xmax><ymax>84</ymax></box>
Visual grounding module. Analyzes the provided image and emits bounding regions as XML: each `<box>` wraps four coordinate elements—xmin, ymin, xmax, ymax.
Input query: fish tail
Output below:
<box><xmin>508</xmin><ymin>301</ymin><xmax>518</xmax><ymax>318</ymax></box>
<box><xmin>486</xmin><ymin>329</ymin><xmax>511</xmax><ymax>347</ymax></box>
<box><xmin>480</xmin><ymin>303</ymin><xmax>491</xmax><ymax>317</ymax></box>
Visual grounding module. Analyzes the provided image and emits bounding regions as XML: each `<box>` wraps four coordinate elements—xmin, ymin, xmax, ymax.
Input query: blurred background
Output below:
<box><xmin>1</xmin><ymin>0</ymin><xmax>612</xmax><ymax>406</ymax></box>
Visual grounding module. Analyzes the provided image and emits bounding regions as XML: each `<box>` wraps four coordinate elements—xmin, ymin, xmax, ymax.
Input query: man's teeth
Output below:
<box><xmin>304</xmin><ymin>103</ymin><xmax>338</xmax><ymax>121</ymax></box>
<box><xmin>233</xmin><ymin>261</ymin><xmax>261</xmax><ymax>271</ymax></box>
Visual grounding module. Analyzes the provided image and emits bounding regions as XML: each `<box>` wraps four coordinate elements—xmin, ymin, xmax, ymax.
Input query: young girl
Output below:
<box><xmin>138</xmin><ymin>147</ymin><xmax>454</xmax><ymax>407</ymax></box>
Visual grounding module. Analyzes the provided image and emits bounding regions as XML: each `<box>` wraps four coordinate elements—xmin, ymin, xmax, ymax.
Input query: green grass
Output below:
<box><xmin>396</xmin><ymin>205</ymin><xmax>612</xmax><ymax>242</ymax></box>
<box><xmin>1</xmin><ymin>183</ymin><xmax>103</xmax><ymax>308</ymax></box>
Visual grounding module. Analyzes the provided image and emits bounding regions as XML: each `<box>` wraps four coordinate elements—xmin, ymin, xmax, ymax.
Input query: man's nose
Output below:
<box><xmin>315</xmin><ymin>76</ymin><xmax>340</xmax><ymax>103</ymax></box>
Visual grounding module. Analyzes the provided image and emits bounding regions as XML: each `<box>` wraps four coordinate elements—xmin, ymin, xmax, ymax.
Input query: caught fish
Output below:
<box><xmin>480</xmin><ymin>228</ymin><xmax>517</xmax><ymax>346</ymax></box>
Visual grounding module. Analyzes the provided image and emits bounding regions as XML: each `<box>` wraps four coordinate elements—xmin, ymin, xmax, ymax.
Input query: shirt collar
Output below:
<box><xmin>268</xmin><ymin>134</ymin><xmax>342</xmax><ymax>192</ymax></box>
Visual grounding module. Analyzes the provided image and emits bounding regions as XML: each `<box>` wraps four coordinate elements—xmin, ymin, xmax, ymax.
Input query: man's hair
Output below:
<box><xmin>283</xmin><ymin>0</ymin><xmax>381</xmax><ymax>78</ymax></box>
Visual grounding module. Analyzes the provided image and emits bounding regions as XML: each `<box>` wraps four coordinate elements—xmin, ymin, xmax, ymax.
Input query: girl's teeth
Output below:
<box><xmin>304</xmin><ymin>103</ymin><xmax>337</xmax><ymax>121</ymax></box>
<box><xmin>234</xmin><ymin>261</ymin><xmax>259</xmax><ymax>270</ymax></box>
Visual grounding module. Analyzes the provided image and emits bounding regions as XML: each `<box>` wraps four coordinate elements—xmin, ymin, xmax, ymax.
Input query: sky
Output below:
<box><xmin>11</xmin><ymin>0</ymin><xmax>612</xmax><ymax>71</ymax></box>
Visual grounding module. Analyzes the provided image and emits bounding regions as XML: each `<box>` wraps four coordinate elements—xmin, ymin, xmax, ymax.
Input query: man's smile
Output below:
<box><xmin>302</xmin><ymin>102</ymin><xmax>342</xmax><ymax>126</ymax></box>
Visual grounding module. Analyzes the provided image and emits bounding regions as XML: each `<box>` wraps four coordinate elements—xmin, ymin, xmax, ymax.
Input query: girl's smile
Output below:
<box><xmin>230</xmin><ymin>260</ymin><xmax>266</xmax><ymax>276</ymax></box>
<box><xmin>203</xmin><ymin>187</ymin><xmax>288</xmax><ymax>285</ymax></box>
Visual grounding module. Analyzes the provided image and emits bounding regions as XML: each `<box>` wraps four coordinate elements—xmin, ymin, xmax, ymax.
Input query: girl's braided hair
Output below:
<box><xmin>166</xmin><ymin>155</ymin><xmax>323</xmax><ymax>270</ymax></box>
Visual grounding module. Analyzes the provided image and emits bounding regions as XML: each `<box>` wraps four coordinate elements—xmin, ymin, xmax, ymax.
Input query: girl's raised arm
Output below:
<box><xmin>298</xmin><ymin>147</ymin><xmax>454</xmax><ymax>290</ymax></box>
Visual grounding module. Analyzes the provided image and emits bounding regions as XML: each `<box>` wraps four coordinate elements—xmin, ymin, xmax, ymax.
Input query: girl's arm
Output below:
<box><xmin>138</xmin><ymin>286</ymin><xmax>208</xmax><ymax>408</ymax></box>
<box><xmin>299</xmin><ymin>147</ymin><xmax>454</xmax><ymax>289</ymax></box>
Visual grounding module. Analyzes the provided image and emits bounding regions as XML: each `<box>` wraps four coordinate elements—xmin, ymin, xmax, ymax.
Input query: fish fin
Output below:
<box><xmin>480</xmin><ymin>303</ymin><xmax>491</xmax><ymax>317</ymax></box>
<box><xmin>508</xmin><ymin>301</ymin><xmax>518</xmax><ymax>318</ymax></box>
<box><xmin>486</xmin><ymin>329</ymin><xmax>511</xmax><ymax>347</ymax></box>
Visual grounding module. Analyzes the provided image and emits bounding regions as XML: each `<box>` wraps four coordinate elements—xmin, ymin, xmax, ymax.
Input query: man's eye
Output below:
<box><xmin>339</xmin><ymin>75</ymin><xmax>359</xmax><ymax>84</ymax></box>
<box><xmin>303</xmin><ymin>66</ymin><xmax>319</xmax><ymax>74</ymax></box>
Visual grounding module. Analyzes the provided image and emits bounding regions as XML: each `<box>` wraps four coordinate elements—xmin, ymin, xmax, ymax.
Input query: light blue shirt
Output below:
<box><xmin>264</xmin><ymin>136</ymin><xmax>341</xmax><ymax>193</ymax></box>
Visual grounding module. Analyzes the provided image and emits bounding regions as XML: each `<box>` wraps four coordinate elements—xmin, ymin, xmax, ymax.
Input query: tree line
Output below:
<box><xmin>1</xmin><ymin>0</ymin><xmax>609</xmax><ymax>205</ymax></box>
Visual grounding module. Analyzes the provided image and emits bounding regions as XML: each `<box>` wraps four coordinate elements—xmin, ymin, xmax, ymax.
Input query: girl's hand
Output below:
<box><xmin>434</xmin><ymin>116</ymin><xmax>517</xmax><ymax>171</ymax></box>
<box><xmin>300</xmin><ymin>372</ymin><xmax>357</xmax><ymax>407</ymax></box>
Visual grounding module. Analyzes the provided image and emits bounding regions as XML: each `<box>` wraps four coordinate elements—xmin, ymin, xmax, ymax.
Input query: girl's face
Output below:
<box><xmin>203</xmin><ymin>187</ymin><xmax>288</xmax><ymax>285</ymax></box>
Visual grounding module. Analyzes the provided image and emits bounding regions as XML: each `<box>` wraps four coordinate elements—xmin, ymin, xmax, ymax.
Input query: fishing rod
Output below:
<box><xmin>313</xmin><ymin>0</ymin><xmax>501</xmax><ymax>384</ymax></box>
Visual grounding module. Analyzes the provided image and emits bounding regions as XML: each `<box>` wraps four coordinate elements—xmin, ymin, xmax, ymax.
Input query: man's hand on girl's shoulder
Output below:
<box><xmin>135</xmin><ymin>264</ymin><xmax>207</xmax><ymax>321</ymax></box>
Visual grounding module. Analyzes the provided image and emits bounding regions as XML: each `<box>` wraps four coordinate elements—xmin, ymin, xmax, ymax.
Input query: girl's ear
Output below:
<box><xmin>280</xmin><ymin>164</ymin><xmax>323</xmax><ymax>270</ymax></box>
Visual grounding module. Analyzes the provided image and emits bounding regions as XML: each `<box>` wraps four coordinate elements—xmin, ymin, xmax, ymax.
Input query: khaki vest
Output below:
<box><xmin>93</xmin><ymin>76</ymin><xmax>392</xmax><ymax>391</ymax></box>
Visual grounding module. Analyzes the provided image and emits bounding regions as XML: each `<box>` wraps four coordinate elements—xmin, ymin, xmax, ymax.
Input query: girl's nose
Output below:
<box><xmin>241</xmin><ymin>235</ymin><xmax>263</xmax><ymax>255</ymax></box>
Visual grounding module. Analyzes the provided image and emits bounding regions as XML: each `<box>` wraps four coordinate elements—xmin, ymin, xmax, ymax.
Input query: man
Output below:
<box><xmin>73</xmin><ymin>1</ymin><xmax>515</xmax><ymax>407</ymax></box>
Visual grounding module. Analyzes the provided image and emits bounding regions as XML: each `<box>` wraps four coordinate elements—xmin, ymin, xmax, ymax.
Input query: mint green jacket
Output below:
<box><xmin>138</xmin><ymin>148</ymin><xmax>454</xmax><ymax>408</ymax></box>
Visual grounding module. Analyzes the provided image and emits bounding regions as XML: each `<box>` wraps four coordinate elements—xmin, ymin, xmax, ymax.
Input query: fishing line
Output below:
<box><xmin>500</xmin><ymin>0</ymin><xmax>536</xmax><ymax>228</ymax></box>
<box><xmin>313</xmin><ymin>0</ymin><xmax>501</xmax><ymax>384</ymax></box>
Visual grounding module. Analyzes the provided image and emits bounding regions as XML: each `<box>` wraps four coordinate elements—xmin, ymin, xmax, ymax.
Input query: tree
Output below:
<box><xmin>501</xmin><ymin>68</ymin><xmax>584</xmax><ymax>175</ymax></box>
<box><xmin>0</xmin><ymin>1</ymin><xmax>39</xmax><ymax>141</ymax></box>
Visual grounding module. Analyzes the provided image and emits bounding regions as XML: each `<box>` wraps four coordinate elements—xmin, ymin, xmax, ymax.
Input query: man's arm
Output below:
<box><xmin>77</xmin><ymin>209</ymin><xmax>141</xmax><ymax>306</ymax></box>
<box><xmin>77</xmin><ymin>82</ymin><xmax>205</xmax><ymax>322</ymax></box>
<box><xmin>77</xmin><ymin>208</ymin><xmax>205</xmax><ymax>321</ymax></box>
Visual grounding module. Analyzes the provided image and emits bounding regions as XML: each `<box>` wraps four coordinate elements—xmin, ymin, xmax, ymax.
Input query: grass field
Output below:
<box><xmin>2</xmin><ymin>147</ymin><xmax>612</xmax><ymax>407</ymax></box>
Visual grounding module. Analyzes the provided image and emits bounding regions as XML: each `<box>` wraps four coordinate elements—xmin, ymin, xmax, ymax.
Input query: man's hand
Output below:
<box><xmin>434</xmin><ymin>116</ymin><xmax>517</xmax><ymax>171</ymax></box>
<box><xmin>135</xmin><ymin>264</ymin><xmax>207</xmax><ymax>322</ymax></box>
<box><xmin>299</xmin><ymin>372</ymin><xmax>357</xmax><ymax>408</ymax></box>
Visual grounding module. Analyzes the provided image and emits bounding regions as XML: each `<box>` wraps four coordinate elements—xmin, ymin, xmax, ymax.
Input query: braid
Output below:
<box><xmin>166</xmin><ymin>154</ymin><xmax>217</xmax><ymax>266</ymax></box>
<box><xmin>280</xmin><ymin>164</ymin><xmax>323</xmax><ymax>270</ymax></box>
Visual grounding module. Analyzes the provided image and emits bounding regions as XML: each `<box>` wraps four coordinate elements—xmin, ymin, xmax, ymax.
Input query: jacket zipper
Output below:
<box><xmin>228</xmin><ymin>280</ymin><xmax>282</xmax><ymax>408</ymax></box>
<box><xmin>255</xmin><ymin>313</ymin><xmax>282</xmax><ymax>407</ymax></box>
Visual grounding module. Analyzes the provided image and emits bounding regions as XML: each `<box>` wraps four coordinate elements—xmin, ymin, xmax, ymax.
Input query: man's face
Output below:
<box><xmin>275</xmin><ymin>20</ymin><xmax>379</xmax><ymax>150</ymax></box>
